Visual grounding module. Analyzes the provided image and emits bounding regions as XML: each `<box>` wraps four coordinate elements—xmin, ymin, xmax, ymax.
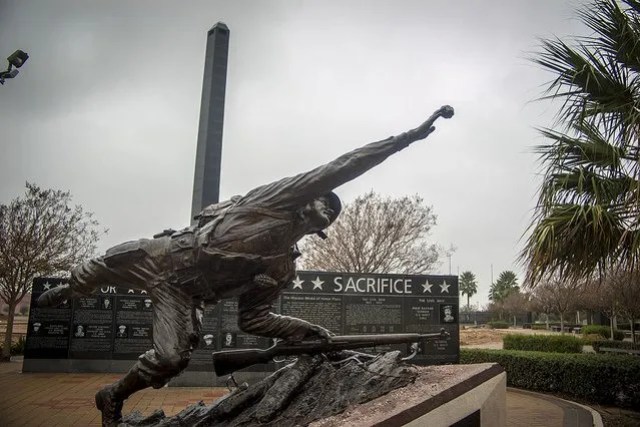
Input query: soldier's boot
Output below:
<box><xmin>36</xmin><ymin>284</ymin><xmax>75</xmax><ymax>308</ymax></box>
<box><xmin>95</xmin><ymin>367</ymin><xmax>150</xmax><ymax>427</ymax></box>
<box><xmin>95</xmin><ymin>387</ymin><xmax>124</xmax><ymax>427</ymax></box>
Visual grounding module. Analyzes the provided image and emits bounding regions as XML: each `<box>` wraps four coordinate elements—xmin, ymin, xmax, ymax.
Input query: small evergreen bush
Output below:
<box><xmin>582</xmin><ymin>325</ymin><xmax>624</xmax><ymax>340</ymax></box>
<box><xmin>0</xmin><ymin>336</ymin><xmax>26</xmax><ymax>356</ymax></box>
<box><xmin>592</xmin><ymin>340</ymin><xmax>640</xmax><ymax>354</ymax></box>
<box><xmin>487</xmin><ymin>321</ymin><xmax>510</xmax><ymax>329</ymax></box>
<box><xmin>11</xmin><ymin>336</ymin><xmax>25</xmax><ymax>355</ymax></box>
<box><xmin>503</xmin><ymin>334</ymin><xmax>582</xmax><ymax>353</ymax></box>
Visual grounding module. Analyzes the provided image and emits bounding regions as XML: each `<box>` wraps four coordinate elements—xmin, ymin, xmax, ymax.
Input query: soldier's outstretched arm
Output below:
<box><xmin>242</xmin><ymin>105</ymin><xmax>454</xmax><ymax>208</ymax></box>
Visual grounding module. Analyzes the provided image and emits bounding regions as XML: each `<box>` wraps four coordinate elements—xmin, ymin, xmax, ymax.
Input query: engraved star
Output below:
<box><xmin>311</xmin><ymin>277</ymin><xmax>324</xmax><ymax>291</ymax></box>
<box><xmin>292</xmin><ymin>276</ymin><xmax>304</xmax><ymax>290</ymax></box>
<box><xmin>43</xmin><ymin>282</ymin><xmax>52</xmax><ymax>290</ymax></box>
<box><xmin>440</xmin><ymin>281</ymin><xmax>450</xmax><ymax>293</ymax></box>
<box><xmin>128</xmin><ymin>289</ymin><xmax>135</xmax><ymax>294</ymax></box>
<box><xmin>421</xmin><ymin>280</ymin><xmax>433</xmax><ymax>293</ymax></box>
<box><xmin>56</xmin><ymin>282</ymin><xmax>67</xmax><ymax>287</ymax></box>
<box><xmin>140</xmin><ymin>290</ymin><xmax>148</xmax><ymax>294</ymax></box>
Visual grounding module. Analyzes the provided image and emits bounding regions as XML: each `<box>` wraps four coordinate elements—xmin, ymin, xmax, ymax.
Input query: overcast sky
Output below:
<box><xmin>0</xmin><ymin>0</ymin><xmax>587</xmax><ymax>307</ymax></box>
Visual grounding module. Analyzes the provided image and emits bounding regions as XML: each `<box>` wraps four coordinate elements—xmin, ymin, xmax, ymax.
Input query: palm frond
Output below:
<box><xmin>540</xmin><ymin>168</ymin><xmax>635</xmax><ymax>207</ymax></box>
<box><xmin>536</xmin><ymin>124</ymin><xmax>628</xmax><ymax>169</ymax></box>
<box><xmin>534</xmin><ymin>27</ymin><xmax>640</xmax><ymax>139</ymax></box>
<box><xmin>580</xmin><ymin>0</ymin><xmax>640</xmax><ymax>74</ymax></box>
<box><xmin>523</xmin><ymin>204</ymin><xmax>625</xmax><ymax>284</ymax></box>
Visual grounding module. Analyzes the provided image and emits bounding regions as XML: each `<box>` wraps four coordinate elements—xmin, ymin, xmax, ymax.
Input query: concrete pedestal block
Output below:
<box><xmin>312</xmin><ymin>363</ymin><xmax>506</xmax><ymax>427</ymax></box>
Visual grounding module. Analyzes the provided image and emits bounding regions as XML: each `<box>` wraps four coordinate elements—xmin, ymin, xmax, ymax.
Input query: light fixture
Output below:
<box><xmin>0</xmin><ymin>49</ymin><xmax>29</xmax><ymax>85</ymax></box>
<box><xmin>7</xmin><ymin>50</ymin><xmax>29</xmax><ymax>68</ymax></box>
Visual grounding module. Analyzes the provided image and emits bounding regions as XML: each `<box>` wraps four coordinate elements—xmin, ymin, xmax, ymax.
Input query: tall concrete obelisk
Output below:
<box><xmin>191</xmin><ymin>22</ymin><xmax>230</xmax><ymax>222</ymax></box>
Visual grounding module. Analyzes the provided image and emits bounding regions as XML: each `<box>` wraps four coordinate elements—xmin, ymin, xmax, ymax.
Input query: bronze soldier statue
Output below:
<box><xmin>37</xmin><ymin>105</ymin><xmax>454</xmax><ymax>426</ymax></box>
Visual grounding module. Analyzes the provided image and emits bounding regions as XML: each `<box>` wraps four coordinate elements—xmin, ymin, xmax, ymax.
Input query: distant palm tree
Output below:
<box><xmin>523</xmin><ymin>0</ymin><xmax>640</xmax><ymax>284</ymax></box>
<box><xmin>459</xmin><ymin>271</ymin><xmax>478</xmax><ymax>310</ymax></box>
<box><xmin>489</xmin><ymin>271</ymin><xmax>519</xmax><ymax>303</ymax></box>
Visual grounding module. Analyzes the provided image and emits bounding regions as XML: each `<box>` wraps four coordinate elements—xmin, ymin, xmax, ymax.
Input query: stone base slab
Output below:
<box><xmin>311</xmin><ymin>363</ymin><xmax>506</xmax><ymax>427</ymax></box>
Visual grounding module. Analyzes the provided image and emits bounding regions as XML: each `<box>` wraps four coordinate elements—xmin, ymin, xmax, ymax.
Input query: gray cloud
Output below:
<box><xmin>0</xmin><ymin>0</ymin><xmax>585</xmax><ymax>305</ymax></box>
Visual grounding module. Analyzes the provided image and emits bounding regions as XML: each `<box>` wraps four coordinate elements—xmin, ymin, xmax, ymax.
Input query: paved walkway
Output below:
<box><xmin>0</xmin><ymin>358</ymin><xmax>598</xmax><ymax>426</ymax></box>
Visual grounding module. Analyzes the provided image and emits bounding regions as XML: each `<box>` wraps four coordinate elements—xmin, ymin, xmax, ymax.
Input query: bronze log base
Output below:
<box><xmin>122</xmin><ymin>351</ymin><xmax>417</xmax><ymax>426</ymax></box>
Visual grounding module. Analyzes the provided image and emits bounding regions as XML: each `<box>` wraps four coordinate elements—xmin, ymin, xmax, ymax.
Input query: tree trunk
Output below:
<box><xmin>545</xmin><ymin>313</ymin><xmax>549</xmax><ymax>330</ymax></box>
<box><xmin>559</xmin><ymin>313</ymin><xmax>564</xmax><ymax>335</ymax></box>
<box><xmin>1</xmin><ymin>302</ymin><xmax>16</xmax><ymax>362</ymax></box>
<box><xmin>467</xmin><ymin>294</ymin><xmax>470</xmax><ymax>311</ymax></box>
<box><xmin>610</xmin><ymin>315</ymin><xmax>615</xmax><ymax>340</ymax></box>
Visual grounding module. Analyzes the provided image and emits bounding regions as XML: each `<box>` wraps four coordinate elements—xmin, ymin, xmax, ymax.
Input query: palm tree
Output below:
<box><xmin>489</xmin><ymin>271</ymin><xmax>519</xmax><ymax>303</ymax></box>
<box><xmin>459</xmin><ymin>271</ymin><xmax>478</xmax><ymax>310</ymax></box>
<box><xmin>523</xmin><ymin>0</ymin><xmax>640</xmax><ymax>285</ymax></box>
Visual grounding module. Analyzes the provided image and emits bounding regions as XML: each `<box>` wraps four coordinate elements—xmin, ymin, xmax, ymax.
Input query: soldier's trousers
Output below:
<box><xmin>69</xmin><ymin>237</ymin><xmax>203</xmax><ymax>388</ymax></box>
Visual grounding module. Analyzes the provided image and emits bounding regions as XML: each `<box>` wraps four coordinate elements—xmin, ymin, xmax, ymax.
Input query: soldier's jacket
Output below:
<box><xmin>174</xmin><ymin>130</ymin><xmax>415</xmax><ymax>299</ymax></box>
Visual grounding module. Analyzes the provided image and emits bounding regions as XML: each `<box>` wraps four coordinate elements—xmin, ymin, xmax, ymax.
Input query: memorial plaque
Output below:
<box><xmin>69</xmin><ymin>292</ymin><xmax>115</xmax><ymax>359</ymax></box>
<box><xmin>25</xmin><ymin>278</ymin><xmax>72</xmax><ymax>359</ymax></box>
<box><xmin>25</xmin><ymin>280</ymin><xmax>155</xmax><ymax>364</ymax></box>
<box><xmin>112</xmin><ymin>291</ymin><xmax>153</xmax><ymax>360</ymax></box>
<box><xmin>281</xmin><ymin>271</ymin><xmax>460</xmax><ymax>364</ymax></box>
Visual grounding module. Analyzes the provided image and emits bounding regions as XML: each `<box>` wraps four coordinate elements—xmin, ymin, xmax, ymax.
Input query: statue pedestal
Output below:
<box><xmin>311</xmin><ymin>363</ymin><xmax>506</xmax><ymax>427</ymax></box>
<box><xmin>126</xmin><ymin>357</ymin><xmax>504</xmax><ymax>427</ymax></box>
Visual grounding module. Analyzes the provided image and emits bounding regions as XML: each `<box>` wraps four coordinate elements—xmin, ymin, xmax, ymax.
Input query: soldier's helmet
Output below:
<box><xmin>323</xmin><ymin>192</ymin><xmax>342</xmax><ymax>224</ymax></box>
<box><xmin>315</xmin><ymin>192</ymin><xmax>342</xmax><ymax>239</ymax></box>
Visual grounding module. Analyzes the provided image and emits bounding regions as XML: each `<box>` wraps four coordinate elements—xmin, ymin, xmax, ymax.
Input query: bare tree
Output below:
<box><xmin>607</xmin><ymin>270</ymin><xmax>640</xmax><ymax>344</ymax></box>
<box><xmin>0</xmin><ymin>183</ymin><xmax>101</xmax><ymax>361</ymax></box>
<box><xmin>300</xmin><ymin>191</ymin><xmax>440</xmax><ymax>274</ymax></box>
<box><xmin>580</xmin><ymin>278</ymin><xmax>618</xmax><ymax>339</ymax></box>
<box><xmin>502</xmin><ymin>291</ymin><xmax>531</xmax><ymax>327</ymax></box>
<box><xmin>531</xmin><ymin>276</ymin><xmax>583</xmax><ymax>333</ymax></box>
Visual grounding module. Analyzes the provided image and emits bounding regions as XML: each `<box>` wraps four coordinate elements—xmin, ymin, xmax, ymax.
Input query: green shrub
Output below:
<box><xmin>503</xmin><ymin>334</ymin><xmax>583</xmax><ymax>353</ymax></box>
<box><xmin>11</xmin><ymin>336</ymin><xmax>25</xmax><ymax>355</ymax></box>
<box><xmin>582</xmin><ymin>325</ymin><xmax>609</xmax><ymax>337</ymax></box>
<box><xmin>582</xmin><ymin>325</ymin><xmax>624</xmax><ymax>340</ymax></box>
<box><xmin>487</xmin><ymin>321</ymin><xmax>510</xmax><ymax>329</ymax></box>
<box><xmin>531</xmin><ymin>324</ymin><xmax>548</xmax><ymax>330</ymax></box>
<box><xmin>461</xmin><ymin>349</ymin><xmax>640</xmax><ymax>408</ymax></box>
<box><xmin>0</xmin><ymin>336</ymin><xmax>26</xmax><ymax>356</ymax></box>
<box><xmin>592</xmin><ymin>340</ymin><xmax>640</xmax><ymax>354</ymax></box>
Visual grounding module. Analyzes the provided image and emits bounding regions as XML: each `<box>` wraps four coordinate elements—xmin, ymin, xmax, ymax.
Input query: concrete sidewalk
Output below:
<box><xmin>0</xmin><ymin>357</ymin><xmax>599</xmax><ymax>426</ymax></box>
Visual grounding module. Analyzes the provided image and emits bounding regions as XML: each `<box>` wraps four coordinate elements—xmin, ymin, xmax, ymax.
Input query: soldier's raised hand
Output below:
<box><xmin>405</xmin><ymin>105</ymin><xmax>455</xmax><ymax>142</ymax></box>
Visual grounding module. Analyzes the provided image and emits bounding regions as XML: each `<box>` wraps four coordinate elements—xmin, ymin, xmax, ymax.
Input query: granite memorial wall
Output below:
<box><xmin>24</xmin><ymin>272</ymin><xmax>459</xmax><ymax>374</ymax></box>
